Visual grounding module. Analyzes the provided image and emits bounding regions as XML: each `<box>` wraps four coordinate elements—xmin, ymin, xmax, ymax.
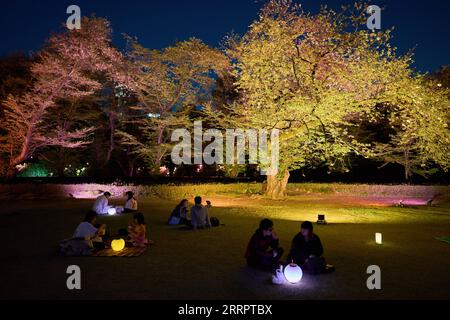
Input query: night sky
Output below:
<box><xmin>1</xmin><ymin>0</ymin><xmax>449</xmax><ymax>73</ymax></box>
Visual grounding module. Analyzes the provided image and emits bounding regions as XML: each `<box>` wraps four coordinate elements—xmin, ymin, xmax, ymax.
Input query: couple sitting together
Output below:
<box><xmin>60</xmin><ymin>210</ymin><xmax>152</xmax><ymax>256</ymax></box>
<box><xmin>168</xmin><ymin>196</ymin><xmax>214</xmax><ymax>230</ymax></box>
<box><xmin>92</xmin><ymin>191</ymin><xmax>138</xmax><ymax>215</ymax></box>
<box><xmin>245</xmin><ymin>219</ymin><xmax>334</xmax><ymax>275</ymax></box>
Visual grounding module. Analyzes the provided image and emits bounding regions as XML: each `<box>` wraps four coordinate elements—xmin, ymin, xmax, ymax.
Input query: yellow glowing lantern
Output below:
<box><xmin>111</xmin><ymin>238</ymin><xmax>125</xmax><ymax>252</ymax></box>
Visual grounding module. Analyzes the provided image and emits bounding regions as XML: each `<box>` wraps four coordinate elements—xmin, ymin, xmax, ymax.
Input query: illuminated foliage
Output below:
<box><xmin>0</xmin><ymin>17</ymin><xmax>128</xmax><ymax>177</ymax></box>
<box><xmin>219</xmin><ymin>0</ymin><xmax>432</xmax><ymax>197</ymax></box>
<box><xmin>119</xmin><ymin>38</ymin><xmax>229</xmax><ymax>173</ymax></box>
<box><xmin>373</xmin><ymin>76</ymin><xmax>450</xmax><ymax>180</ymax></box>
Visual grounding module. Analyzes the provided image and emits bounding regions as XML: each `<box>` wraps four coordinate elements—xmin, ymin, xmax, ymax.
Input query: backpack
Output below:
<box><xmin>210</xmin><ymin>217</ymin><xmax>220</xmax><ymax>227</ymax></box>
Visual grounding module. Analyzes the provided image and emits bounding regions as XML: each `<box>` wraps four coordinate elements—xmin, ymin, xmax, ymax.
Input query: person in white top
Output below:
<box><xmin>73</xmin><ymin>211</ymin><xmax>106</xmax><ymax>240</ymax></box>
<box><xmin>73</xmin><ymin>211</ymin><xmax>107</xmax><ymax>250</ymax></box>
<box><xmin>124</xmin><ymin>191</ymin><xmax>138</xmax><ymax>213</ymax></box>
<box><xmin>92</xmin><ymin>192</ymin><xmax>112</xmax><ymax>215</ymax></box>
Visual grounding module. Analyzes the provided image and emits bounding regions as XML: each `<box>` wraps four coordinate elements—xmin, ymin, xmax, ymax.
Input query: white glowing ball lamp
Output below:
<box><xmin>107</xmin><ymin>207</ymin><xmax>117</xmax><ymax>216</ymax></box>
<box><xmin>283</xmin><ymin>263</ymin><xmax>303</xmax><ymax>284</ymax></box>
<box><xmin>375</xmin><ymin>233</ymin><xmax>382</xmax><ymax>245</ymax></box>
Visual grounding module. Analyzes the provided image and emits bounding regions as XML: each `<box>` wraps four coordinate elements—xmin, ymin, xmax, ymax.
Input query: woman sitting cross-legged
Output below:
<box><xmin>128</xmin><ymin>212</ymin><xmax>154</xmax><ymax>247</ymax></box>
<box><xmin>124</xmin><ymin>191</ymin><xmax>138</xmax><ymax>213</ymax></box>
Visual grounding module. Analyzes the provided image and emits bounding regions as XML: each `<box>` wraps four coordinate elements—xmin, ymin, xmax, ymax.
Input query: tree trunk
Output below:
<box><xmin>404</xmin><ymin>149</ymin><xmax>411</xmax><ymax>182</ymax></box>
<box><xmin>104</xmin><ymin>112</ymin><xmax>115</xmax><ymax>167</ymax></box>
<box><xmin>265</xmin><ymin>170</ymin><xmax>290</xmax><ymax>199</ymax></box>
<box><xmin>56</xmin><ymin>147</ymin><xmax>66</xmax><ymax>177</ymax></box>
<box><xmin>404</xmin><ymin>164</ymin><xmax>411</xmax><ymax>182</ymax></box>
<box><xmin>127</xmin><ymin>162</ymin><xmax>135</xmax><ymax>177</ymax></box>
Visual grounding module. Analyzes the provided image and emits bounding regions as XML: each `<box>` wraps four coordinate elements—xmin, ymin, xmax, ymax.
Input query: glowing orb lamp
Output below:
<box><xmin>375</xmin><ymin>233</ymin><xmax>382</xmax><ymax>245</ymax></box>
<box><xmin>283</xmin><ymin>262</ymin><xmax>303</xmax><ymax>284</ymax></box>
<box><xmin>111</xmin><ymin>238</ymin><xmax>125</xmax><ymax>252</ymax></box>
<box><xmin>107</xmin><ymin>207</ymin><xmax>117</xmax><ymax>216</ymax></box>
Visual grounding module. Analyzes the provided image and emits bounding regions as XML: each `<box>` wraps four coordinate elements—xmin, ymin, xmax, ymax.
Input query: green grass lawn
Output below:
<box><xmin>1</xmin><ymin>193</ymin><xmax>450</xmax><ymax>300</ymax></box>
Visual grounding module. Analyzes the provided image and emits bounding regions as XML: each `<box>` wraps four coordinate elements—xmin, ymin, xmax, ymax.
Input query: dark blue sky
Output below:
<box><xmin>1</xmin><ymin>0</ymin><xmax>449</xmax><ymax>72</ymax></box>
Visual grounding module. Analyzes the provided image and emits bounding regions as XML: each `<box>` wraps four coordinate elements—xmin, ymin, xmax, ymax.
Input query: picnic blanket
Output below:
<box><xmin>91</xmin><ymin>246</ymin><xmax>147</xmax><ymax>257</ymax></box>
<box><xmin>435</xmin><ymin>237</ymin><xmax>450</xmax><ymax>245</ymax></box>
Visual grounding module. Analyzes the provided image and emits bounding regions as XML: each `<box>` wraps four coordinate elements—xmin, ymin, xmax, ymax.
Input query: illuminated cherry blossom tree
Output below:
<box><xmin>0</xmin><ymin>17</ymin><xmax>128</xmax><ymax>177</ymax></box>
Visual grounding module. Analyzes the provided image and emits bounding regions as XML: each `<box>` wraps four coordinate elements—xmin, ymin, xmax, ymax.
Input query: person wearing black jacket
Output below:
<box><xmin>245</xmin><ymin>219</ymin><xmax>284</xmax><ymax>272</ymax></box>
<box><xmin>287</xmin><ymin>221</ymin><xmax>329</xmax><ymax>274</ymax></box>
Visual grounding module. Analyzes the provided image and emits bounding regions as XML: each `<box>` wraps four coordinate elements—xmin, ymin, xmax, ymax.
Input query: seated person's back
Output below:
<box><xmin>190</xmin><ymin>196</ymin><xmax>211</xmax><ymax>229</ymax></box>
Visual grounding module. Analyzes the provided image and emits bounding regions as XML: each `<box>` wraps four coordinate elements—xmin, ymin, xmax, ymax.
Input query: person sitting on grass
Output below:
<box><xmin>287</xmin><ymin>221</ymin><xmax>334</xmax><ymax>274</ymax></box>
<box><xmin>245</xmin><ymin>219</ymin><xmax>284</xmax><ymax>272</ymax></box>
<box><xmin>92</xmin><ymin>192</ymin><xmax>113</xmax><ymax>215</ymax></box>
<box><xmin>128</xmin><ymin>212</ymin><xmax>153</xmax><ymax>247</ymax></box>
<box><xmin>73</xmin><ymin>211</ymin><xmax>107</xmax><ymax>250</ymax></box>
<box><xmin>168</xmin><ymin>199</ymin><xmax>189</xmax><ymax>225</ymax></box>
<box><xmin>124</xmin><ymin>191</ymin><xmax>138</xmax><ymax>213</ymax></box>
<box><xmin>190</xmin><ymin>196</ymin><xmax>211</xmax><ymax>230</ymax></box>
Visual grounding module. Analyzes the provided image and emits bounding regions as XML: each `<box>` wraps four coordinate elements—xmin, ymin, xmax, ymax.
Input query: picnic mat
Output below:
<box><xmin>435</xmin><ymin>237</ymin><xmax>450</xmax><ymax>245</ymax></box>
<box><xmin>91</xmin><ymin>246</ymin><xmax>147</xmax><ymax>257</ymax></box>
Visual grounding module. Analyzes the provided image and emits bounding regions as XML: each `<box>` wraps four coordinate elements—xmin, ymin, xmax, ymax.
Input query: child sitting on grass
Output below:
<box><xmin>128</xmin><ymin>212</ymin><xmax>153</xmax><ymax>247</ymax></box>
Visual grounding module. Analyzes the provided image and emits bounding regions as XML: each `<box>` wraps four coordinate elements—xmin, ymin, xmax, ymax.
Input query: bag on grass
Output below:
<box><xmin>304</xmin><ymin>256</ymin><xmax>326</xmax><ymax>275</ymax></box>
<box><xmin>210</xmin><ymin>217</ymin><xmax>220</xmax><ymax>227</ymax></box>
<box><xmin>168</xmin><ymin>216</ymin><xmax>181</xmax><ymax>225</ymax></box>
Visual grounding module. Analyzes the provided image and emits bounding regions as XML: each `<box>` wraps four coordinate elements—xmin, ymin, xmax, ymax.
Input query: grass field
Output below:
<box><xmin>1</xmin><ymin>190</ymin><xmax>450</xmax><ymax>300</ymax></box>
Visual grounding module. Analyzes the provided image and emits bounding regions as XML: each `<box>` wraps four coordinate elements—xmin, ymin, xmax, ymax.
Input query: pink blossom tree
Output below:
<box><xmin>0</xmin><ymin>17</ymin><xmax>128</xmax><ymax>177</ymax></box>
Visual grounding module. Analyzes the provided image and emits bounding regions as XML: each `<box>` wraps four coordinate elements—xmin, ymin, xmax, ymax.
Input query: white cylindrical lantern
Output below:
<box><xmin>107</xmin><ymin>207</ymin><xmax>117</xmax><ymax>216</ymax></box>
<box><xmin>283</xmin><ymin>263</ymin><xmax>303</xmax><ymax>284</ymax></box>
<box><xmin>375</xmin><ymin>233</ymin><xmax>382</xmax><ymax>245</ymax></box>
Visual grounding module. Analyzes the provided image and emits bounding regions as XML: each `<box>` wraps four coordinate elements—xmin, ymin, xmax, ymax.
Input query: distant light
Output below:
<box><xmin>108</xmin><ymin>208</ymin><xmax>117</xmax><ymax>216</ymax></box>
<box><xmin>284</xmin><ymin>263</ymin><xmax>303</xmax><ymax>284</ymax></box>
<box><xmin>375</xmin><ymin>233</ymin><xmax>382</xmax><ymax>245</ymax></box>
<box><xmin>15</xmin><ymin>163</ymin><xmax>27</xmax><ymax>172</ymax></box>
<box><xmin>147</xmin><ymin>113</ymin><xmax>161</xmax><ymax>118</ymax></box>
<box><xmin>317</xmin><ymin>214</ymin><xmax>327</xmax><ymax>225</ymax></box>
<box><xmin>160</xmin><ymin>166</ymin><xmax>169</xmax><ymax>175</ymax></box>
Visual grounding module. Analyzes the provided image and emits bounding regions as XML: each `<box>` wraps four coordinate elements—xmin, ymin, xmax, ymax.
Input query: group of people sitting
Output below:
<box><xmin>245</xmin><ymin>219</ymin><xmax>334</xmax><ymax>275</ymax></box>
<box><xmin>66</xmin><ymin>191</ymin><xmax>331</xmax><ymax>277</ymax></box>
<box><xmin>61</xmin><ymin>192</ymin><xmax>218</xmax><ymax>256</ymax></box>
<box><xmin>60</xmin><ymin>191</ymin><xmax>150</xmax><ymax>256</ymax></box>
<box><xmin>167</xmin><ymin>196</ymin><xmax>215</xmax><ymax>230</ymax></box>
